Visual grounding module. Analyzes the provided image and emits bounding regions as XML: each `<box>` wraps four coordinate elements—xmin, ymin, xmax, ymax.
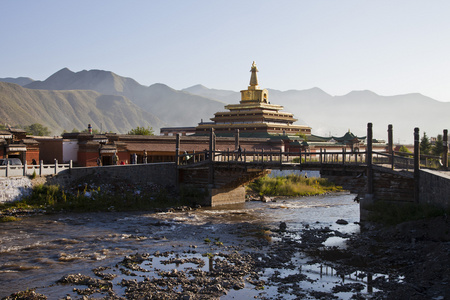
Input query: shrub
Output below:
<box><xmin>248</xmin><ymin>174</ymin><xmax>342</xmax><ymax>197</ymax></box>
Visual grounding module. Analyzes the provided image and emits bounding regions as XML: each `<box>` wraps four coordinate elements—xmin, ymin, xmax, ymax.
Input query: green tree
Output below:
<box><xmin>128</xmin><ymin>126</ymin><xmax>154</xmax><ymax>136</ymax></box>
<box><xmin>398</xmin><ymin>145</ymin><xmax>412</xmax><ymax>154</ymax></box>
<box><xmin>432</xmin><ymin>134</ymin><xmax>444</xmax><ymax>156</ymax></box>
<box><xmin>420</xmin><ymin>132</ymin><xmax>432</xmax><ymax>155</ymax></box>
<box><xmin>25</xmin><ymin>123</ymin><xmax>51</xmax><ymax>136</ymax></box>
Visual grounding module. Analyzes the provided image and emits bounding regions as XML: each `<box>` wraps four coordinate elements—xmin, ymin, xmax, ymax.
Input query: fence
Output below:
<box><xmin>0</xmin><ymin>160</ymin><xmax>71</xmax><ymax>177</ymax></box>
<box><xmin>178</xmin><ymin>148</ymin><xmax>445</xmax><ymax>172</ymax></box>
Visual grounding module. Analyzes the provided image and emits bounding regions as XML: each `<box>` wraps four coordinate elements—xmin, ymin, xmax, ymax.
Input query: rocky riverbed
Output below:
<box><xmin>2</xmin><ymin>195</ymin><xmax>450</xmax><ymax>299</ymax></box>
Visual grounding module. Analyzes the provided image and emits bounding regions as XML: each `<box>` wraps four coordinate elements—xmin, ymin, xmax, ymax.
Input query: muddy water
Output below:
<box><xmin>0</xmin><ymin>192</ymin><xmax>366</xmax><ymax>298</ymax></box>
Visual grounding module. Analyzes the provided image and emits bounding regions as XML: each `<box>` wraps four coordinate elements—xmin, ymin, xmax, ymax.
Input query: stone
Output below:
<box><xmin>336</xmin><ymin>219</ymin><xmax>349</xmax><ymax>225</ymax></box>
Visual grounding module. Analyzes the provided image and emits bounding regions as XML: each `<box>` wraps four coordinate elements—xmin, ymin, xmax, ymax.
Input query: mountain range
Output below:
<box><xmin>2</xmin><ymin>68</ymin><xmax>449</xmax><ymax>143</ymax></box>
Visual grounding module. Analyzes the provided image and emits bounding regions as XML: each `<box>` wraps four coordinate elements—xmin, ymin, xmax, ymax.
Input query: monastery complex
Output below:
<box><xmin>1</xmin><ymin>62</ymin><xmax>386</xmax><ymax>167</ymax></box>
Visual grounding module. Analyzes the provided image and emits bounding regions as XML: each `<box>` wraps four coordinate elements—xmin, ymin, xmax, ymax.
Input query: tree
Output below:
<box><xmin>25</xmin><ymin>123</ymin><xmax>51</xmax><ymax>136</ymax></box>
<box><xmin>432</xmin><ymin>134</ymin><xmax>444</xmax><ymax>156</ymax></box>
<box><xmin>398</xmin><ymin>145</ymin><xmax>411</xmax><ymax>154</ymax></box>
<box><xmin>420</xmin><ymin>132</ymin><xmax>432</xmax><ymax>155</ymax></box>
<box><xmin>128</xmin><ymin>126</ymin><xmax>154</xmax><ymax>136</ymax></box>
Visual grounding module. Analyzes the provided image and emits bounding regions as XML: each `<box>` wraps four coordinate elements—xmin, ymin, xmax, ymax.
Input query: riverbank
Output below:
<box><xmin>3</xmin><ymin>193</ymin><xmax>449</xmax><ymax>299</ymax></box>
<box><xmin>4</xmin><ymin>211</ymin><xmax>449</xmax><ymax>299</ymax></box>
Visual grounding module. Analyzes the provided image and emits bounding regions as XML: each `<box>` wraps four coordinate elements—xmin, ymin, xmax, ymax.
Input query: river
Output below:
<box><xmin>0</xmin><ymin>192</ymin><xmax>381</xmax><ymax>299</ymax></box>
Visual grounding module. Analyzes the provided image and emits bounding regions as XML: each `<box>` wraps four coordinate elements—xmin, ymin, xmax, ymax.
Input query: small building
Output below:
<box><xmin>0</xmin><ymin>128</ymin><xmax>39</xmax><ymax>164</ymax></box>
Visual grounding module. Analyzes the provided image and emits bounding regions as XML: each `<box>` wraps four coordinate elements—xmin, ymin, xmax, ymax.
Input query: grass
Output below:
<box><xmin>367</xmin><ymin>200</ymin><xmax>449</xmax><ymax>225</ymax></box>
<box><xmin>248</xmin><ymin>174</ymin><xmax>342</xmax><ymax>197</ymax></box>
<box><xmin>0</xmin><ymin>184</ymin><xmax>190</xmax><ymax>214</ymax></box>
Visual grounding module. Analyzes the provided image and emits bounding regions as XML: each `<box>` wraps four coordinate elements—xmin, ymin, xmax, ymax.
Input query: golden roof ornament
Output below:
<box><xmin>249</xmin><ymin>61</ymin><xmax>259</xmax><ymax>88</ymax></box>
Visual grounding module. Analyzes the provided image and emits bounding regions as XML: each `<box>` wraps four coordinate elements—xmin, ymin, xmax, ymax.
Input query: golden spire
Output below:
<box><xmin>249</xmin><ymin>61</ymin><xmax>259</xmax><ymax>88</ymax></box>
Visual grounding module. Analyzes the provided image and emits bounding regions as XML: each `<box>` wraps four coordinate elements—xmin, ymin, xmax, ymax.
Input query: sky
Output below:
<box><xmin>2</xmin><ymin>1</ymin><xmax>450</xmax><ymax>101</ymax></box>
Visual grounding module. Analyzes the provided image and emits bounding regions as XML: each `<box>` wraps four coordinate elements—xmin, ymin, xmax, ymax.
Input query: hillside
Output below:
<box><xmin>25</xmin><ymin>68</ymin><xmax>226</xmax><ymax>127</ymax></box>
<box><xmin>0</xmin><ymin>82</ymin><xmax>164</xmax><ymax>135</ymax></box>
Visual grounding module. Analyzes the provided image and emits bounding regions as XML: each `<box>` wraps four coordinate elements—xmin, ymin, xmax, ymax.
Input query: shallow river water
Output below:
<box><xmin>0</xmin><ymin>192</ymin><xmax>381</xmax><ymax>299</ymax></box>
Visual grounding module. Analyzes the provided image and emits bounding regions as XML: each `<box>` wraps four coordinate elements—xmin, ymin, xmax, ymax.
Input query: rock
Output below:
<box><xmin>279</xmin><ymin>222</ymin><xmax>287</xmax><ymax>231</ymax></box>
<box><xmin>336</xmin><ymin>219</ymin><xmax>349</xmax><ymax>225</ymax></box>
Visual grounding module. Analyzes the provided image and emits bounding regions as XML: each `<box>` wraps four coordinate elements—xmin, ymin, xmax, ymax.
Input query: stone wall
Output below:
<box><xmin>1</xmin><ymin>163</ymin><xmax>178</xmax><ymax>203</ymax></box>
<box><xmin>372</xmin><ymin>167</ymin><xmax>414</xmax><ymax>203</ymax></box>
<box><xmin>49</xmin><ymin>163</ymin><xmax>177</xmax><ymax>189</ymax></box>
<box><xmin>0</xmin><ymin>177</ymin><xmax>33</xmax><ymax>203</ymax></box>
<box><xmin>419</xmin><ymin>169</ymin><xmax>450</xmax><ymax>209</ymax></box>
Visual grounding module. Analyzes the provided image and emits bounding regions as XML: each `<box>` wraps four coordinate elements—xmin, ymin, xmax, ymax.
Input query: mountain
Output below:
<box><xmin>26</xmin><ymin>69</ymin><xmax>226</xmax><ymax>127</ymax></box>
<box><xmin>182</xmin><ymin>84</ymin><xmax>239</xmax><ymax>104</ymax></box>
<box><xmin>0</xmin><ymin>82</ymin><xmax>164</xmax><ymax>135</ymax></box>
<box><xmin>0</xmin><ymin>77</ymin><xmax>34</xmax><ymax>86</ymax></box>
<box><xmin>2</xmin><ymin>67</ymin><xmax>447</xmax><ymax>143</ymax></box>
<box><xmin>183</xmin><ymin>85</ymin><xmax>450</xmax><ymax>144</ymax></box>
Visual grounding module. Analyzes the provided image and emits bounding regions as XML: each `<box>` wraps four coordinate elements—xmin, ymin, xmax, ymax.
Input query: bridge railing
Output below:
<box><xmin>178</xmin><ymin>147</ymin><xmax>443</xmax><ymax>171</ymax></box>
<box><xmin>179</xmin><ymin>148</ymin><xmax>368</xmax><ymax>167</ymax></box>
<box><xmin>372</xmin><ymin>151</ymin><xmax>442</xmax><ymax>171</ymax></box>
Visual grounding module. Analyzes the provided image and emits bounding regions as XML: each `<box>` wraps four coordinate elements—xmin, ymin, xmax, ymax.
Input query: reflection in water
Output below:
<box><xmin>0</xmin><ymin>193</ymin><xmax>389</xmax><ymax>299</ymax></box>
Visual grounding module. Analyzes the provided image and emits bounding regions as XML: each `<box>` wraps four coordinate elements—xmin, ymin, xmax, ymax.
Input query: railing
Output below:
<box><xmin>179</xmin><ymin>148</ymin><xmax>445</xmax><ymax>172</ymax></box>
<box><xmin>0</xmin><ymin>160</ymin><xmax>71</xmax><ymax>178</ymax></box>
<box><xmin>178</xmin><ymin>149</ymin><xmax>367</xmax><ymax>168</ymax></box>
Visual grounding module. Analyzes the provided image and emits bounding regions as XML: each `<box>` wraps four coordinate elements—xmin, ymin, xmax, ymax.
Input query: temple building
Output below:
<box><xmin>193</xmin><ymin>62</ymin><xmax>311</xmax><ymax>136</ymax></box>
<box><xmin>0</xmin><ymin>128</ymin><xmax>39</xmax><ymax>164</ymax></box>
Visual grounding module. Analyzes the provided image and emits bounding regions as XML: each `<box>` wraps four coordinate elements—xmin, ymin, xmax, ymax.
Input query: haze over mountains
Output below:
<box><xmin>1</xmin><ymin>68</ymin><xmax>448</xmax><ymax>143</ymax></box>
<box><xmin>183</xmin><ymin>84</ymin><xmax>449</xmax><ymax>143</ymax></box>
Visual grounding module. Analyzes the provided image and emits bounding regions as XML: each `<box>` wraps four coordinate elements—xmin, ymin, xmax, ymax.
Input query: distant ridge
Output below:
<box><xmin>25</xmin><ymin>68</ymin><xmax>226</xmax><ymax>127</ymax></box>
<box><xmin>0</xmin><ymin>77</ymin><xmax>34</xmax><ymax>86</ymax></box>
<box><xmin>183</xmin><ymin>85</ymin><xmax>450</xmax><ymax>143</ymax></box>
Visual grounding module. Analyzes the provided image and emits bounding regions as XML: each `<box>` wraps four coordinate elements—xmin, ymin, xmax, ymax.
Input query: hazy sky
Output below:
<box><xmin>2</xmin><ymin>1</ymin><xmax>450</xmax><ymax>101</ymax></box>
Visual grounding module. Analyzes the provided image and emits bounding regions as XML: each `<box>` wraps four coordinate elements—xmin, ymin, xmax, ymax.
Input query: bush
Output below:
<box><xmin>248</xmin><ymin>174</ymin><xmax>342</xmax><ymax>197</ymax></box>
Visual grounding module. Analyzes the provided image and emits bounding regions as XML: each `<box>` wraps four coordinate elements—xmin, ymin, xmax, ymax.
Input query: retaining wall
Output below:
<box><xmin>0</xmin><ymin>177</ymin><xmax>33</xmax><ymax>203</ymax></box>
<box><xmin>0</xmin><ymin>163</ymin><xmax>178</xmax><ymax>203</ymax></box>
<box><xmin>49</xmin><ymin>163</ymin><xmax>177</xmax><ymax>189</ymax></box>
<box><xmin>419</xmin><ymin>169</ymin><xmax>450</xmax><ymax>209</ymax></box>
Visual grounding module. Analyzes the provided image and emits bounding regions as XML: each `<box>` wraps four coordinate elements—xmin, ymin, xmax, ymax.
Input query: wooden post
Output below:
<box><xmin>367</xmin><ymin>123</ymin><xmax>373</xmax><ymax>195</ymax></box>
<box><xmin>414</xmin><ymin>127</ymin><xmax>420</xmax><ymax>203</ymax></box>
<box><xmin>279</xmin><ymin>148</ymin><xmax>282</xmax><ymax>165</ymax></box>
<box><xmin>208</xmin><ymin>128</ymin><xmax>215</xmax><ymax>186</ymax></box>
<box><xmin>443</xmin><ymin>129</ymin><xmax>448</xmax><ymax>169</ymax></box>
<box><xmin>23</xmin><ymin>161</ymin><xmax>27</xmax><ymax>176</ymax></box>
<box><xmin>388</xmin><ymin>124</ymin><xmax>394</xmax><ymax>169</ymax></box>
<box><xmin>320</xmin><ymin>148</ymin><xmax>323</xmax><ymax>164</ymax></box>
<box><xmin>235</xmin><ymin>129</ymin><xmax>239</xmax><ymax>151</ymax></box>
<box><xmin>175</xmin><ymin>134</ymin><xmax>180</xmax><ymax>167</ymax></box>
<box><xmin>342</xmin><ymin>148</ymin><xmax>346</xmax><ymax>165</ymax></box>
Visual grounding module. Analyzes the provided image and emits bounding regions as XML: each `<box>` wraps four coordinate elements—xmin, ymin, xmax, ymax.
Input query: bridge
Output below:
<box><xmin>1</xmin><ymin>124</ymin><xmax>449</xmax><ymax>216</ymax></box>
<box><xmin>177</xmin><ymin>124</ymin><xmax>450</xmax><ymax>214</ymax></box>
